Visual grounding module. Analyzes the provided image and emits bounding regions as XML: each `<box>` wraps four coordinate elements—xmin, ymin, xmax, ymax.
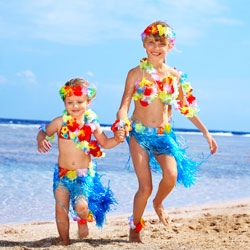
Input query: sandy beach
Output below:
<box><xmin>0</xmin><ymin>198</ymin><xmax>249</xmax><ymax>250</ymax></box>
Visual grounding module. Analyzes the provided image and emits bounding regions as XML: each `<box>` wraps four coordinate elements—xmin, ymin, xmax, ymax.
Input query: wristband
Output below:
<box><xmin>111</xmin><ymin>118</ymin><xmax>131</xmax><ymax>132</ymax></box>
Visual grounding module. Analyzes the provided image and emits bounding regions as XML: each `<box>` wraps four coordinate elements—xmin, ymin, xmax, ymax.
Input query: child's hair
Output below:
<box><xmin>141</xmin><ymin>21</ymin><xmax>176</xmax><ymax>48</ymax></box>
<box><xmin>59</xmin><ymin>78</ymin><xmax>96</xmax><ymax>100</ymax></box>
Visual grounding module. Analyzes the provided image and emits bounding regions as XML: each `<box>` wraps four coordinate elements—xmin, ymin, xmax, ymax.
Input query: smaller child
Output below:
<box><xmin>37</xmin><ymin>78</ymin><xmax>125</xmax><ymax>245</ymax></box>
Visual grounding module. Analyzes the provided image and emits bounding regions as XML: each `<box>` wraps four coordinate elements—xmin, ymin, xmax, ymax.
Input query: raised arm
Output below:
<box><xmin>37</xmin><ymin>116</ymin><xmax>62</xmax><ymax>153</ymax></box>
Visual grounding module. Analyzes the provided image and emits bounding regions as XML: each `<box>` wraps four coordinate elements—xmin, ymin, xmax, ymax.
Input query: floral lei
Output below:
<box><xmin>60</xmin><ymin>109</ymin><xmax>105</xmax><ymax>158</ymax></box>
<box><xmin>141</xmin><ymin>24</ymin><xmax>176</xmax><ymax>46</ymax></box>
<box><xmin>138</xmin><ymin>58</ymin><xmax>199</xmax><ymax>118</ymax></box>
<box><xmin>59</xmin><ymin>85</ymin><xmax>96</xmax><ymax>100</ymax></box>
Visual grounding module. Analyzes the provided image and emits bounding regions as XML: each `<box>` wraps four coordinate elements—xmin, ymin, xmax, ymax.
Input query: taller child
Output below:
<box><xmin>115</xmin><ymin>21</ymin><xmax>217</xmax><ymax>242</ymax></box>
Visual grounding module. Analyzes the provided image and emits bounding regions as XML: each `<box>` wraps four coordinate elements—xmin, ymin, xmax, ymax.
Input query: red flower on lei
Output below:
<box><xmin>78</xmin><ymin>125</ymin><xmax>92</xmax><ymax>142</ymax></box>
<box><xmin>89</xmin><ymin>141</ymin><xmax>103</xmax><ymax>158</ymax></box>
<box><xmin>67</xmin><ymin>118</ymin><xmax>79</xmax><ymax>132</ymax></box>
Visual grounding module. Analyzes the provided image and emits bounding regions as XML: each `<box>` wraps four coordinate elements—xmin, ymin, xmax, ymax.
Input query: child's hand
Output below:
<box><xmin>37</xmin><ymin>139</ymin><xmax>52</xmax><ymax>153</ymax></box>
<box><xmin>204</xmin><ymin>132</ymin><xmax>217</xmax><ymax>154</ymax></box>
<box><xmin>114</xmin><ymin>128</ymin><xmax>126</xmax><ymax>143</ymax></box>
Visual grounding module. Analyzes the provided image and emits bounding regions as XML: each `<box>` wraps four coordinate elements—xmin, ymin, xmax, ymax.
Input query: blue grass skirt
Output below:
<box><xmin>128</xmin><ymin>119</ymin><xmax>207</xmax><ymax>187</ymax></box>
<box><xmin>53</xmin><ymin>163</ymin><xmax>117</xmax><ymax>227</ymax></box>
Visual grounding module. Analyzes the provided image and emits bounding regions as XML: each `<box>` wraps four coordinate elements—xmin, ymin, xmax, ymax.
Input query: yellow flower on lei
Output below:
<box><xmin>66</xmin><ymin>170</ymin><xmax>77</xmax><ymax>181</ymax></box>
<box><xmin>164</xmin><ymin>123</ymin><xmax>171</xmax><ymax>134</ymax></box>
<box><xmin>88</xmin><ymin>162</ymin><xmax>96</xmax><ymax>177</ymax></box>
<box><xmin>61</xmin><ymin>126</ymin><xmax>69</xmax><ymax>133</ymax></box>
<box><xmin>135</xmin><ymin>122</ymin><xmax>146</xmax><ymax>133</ymax></box>
<box><xmin>157</xmin><ymin>24</ymin><xmax>166</xmax><ymax>36</ymax></box>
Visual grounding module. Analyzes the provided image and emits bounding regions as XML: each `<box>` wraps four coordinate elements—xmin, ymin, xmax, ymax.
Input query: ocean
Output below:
<box><xmin>0</xmin><ymin>118</ymin><xmax>250</xmax><ymax>224</ymax></box>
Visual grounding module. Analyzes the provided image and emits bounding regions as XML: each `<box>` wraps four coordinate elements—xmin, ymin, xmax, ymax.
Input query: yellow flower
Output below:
<box><xmin>164</xmin><ymin>123</ymin><xmax>171</xmax><ymax>134</ymax></box>
<box><xmin>135</xmin><ymin>123</ymin><xmax>145</xmax><ymax>133</ymax></box>
<box><xmin>61</xmin><ymin>127</ymin><xmax>68</xmax><ymax>133</ymax></box>
<box><xmin>66</xmin><ymin>170</ymin><xmax>77</xmax><ymax>181</ymax></box>
<box><xmin>157</xmin><ymin>25</ymin><xmax>166</xmax><ymax>36</ymax></box>
<box><xmin>182</xmin><ymin>82</ymin><xmax>192</xmax><ymax>92</ymax></box>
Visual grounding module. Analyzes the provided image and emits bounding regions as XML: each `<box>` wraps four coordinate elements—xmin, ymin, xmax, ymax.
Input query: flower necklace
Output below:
<box><xmin>60</xmin><ymin>109</ymin><xmax>105</xmax><ymax>158</ymax></box>
<box><xmin>138</xmin><ymin>58</ymin><xmax>199</xmax><ymax>117</ymax></box>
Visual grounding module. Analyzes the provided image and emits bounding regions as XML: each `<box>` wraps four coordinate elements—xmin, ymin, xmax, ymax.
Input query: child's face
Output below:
<box><xmin>143</xmin><ymin>36</ymin><xmax>169</xmax><ymax>61</ymax></box>
<box><xmin>64</xmin><ymin>94</ymin><xmax>90</xmax><ymax>118</ymax></box>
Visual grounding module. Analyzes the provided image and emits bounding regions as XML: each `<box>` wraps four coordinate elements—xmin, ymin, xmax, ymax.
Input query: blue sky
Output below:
<box><xmin>0</xmin><ymin>0</ymin><xmax>249</xmax><ymax>131</ymax></box>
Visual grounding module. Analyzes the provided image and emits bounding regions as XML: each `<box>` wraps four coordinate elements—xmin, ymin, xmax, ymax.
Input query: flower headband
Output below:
<box><xmin>141</xmin><ymin>24</ymin><xmax>176</xmax><ymax>44</ymax></box>
<box><xmin>59</xmin><ymin>85</ymin><xmax>96</xmax><ymax>100</ymax></box>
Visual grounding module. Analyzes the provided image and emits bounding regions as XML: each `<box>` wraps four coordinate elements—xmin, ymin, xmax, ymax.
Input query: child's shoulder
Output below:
<box><xmin>127</xmin><ymin>65</ymin><xmax>141</xmax><ymax>79</ymax></box>
<box><xmin>50</xmin><ymin>116</ymin><xmax>64</xmax><ymax>126</ymax></box>
<box><xmin>167</xmin><ymin>66</ymin><xmax>180</xmax><ymax>79</ymax></box>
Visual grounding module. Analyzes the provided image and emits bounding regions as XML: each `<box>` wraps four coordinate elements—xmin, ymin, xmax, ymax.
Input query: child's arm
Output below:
<box><xmin>177</xmin><ymin>75</ymin><xmax>218</xmax><ymax>154</ymax></box>
<box><xmin>117</xmin><ymin>68</ymin><xmax>137</xmax><ymax>135</ymax></box>
<box><xmin>37</xmin><ymin>116</ymin><xmax>62</xmax><ymax>153</ymax></box>
<box><xmin>187</xmin><ymin>116</ymin><xmax>217</xmax><ymax>154</ymax></box>
<box><xmin>93</xmin><ymin>124</ymin><xmax>125</xmax><ymax>149</ymax></box>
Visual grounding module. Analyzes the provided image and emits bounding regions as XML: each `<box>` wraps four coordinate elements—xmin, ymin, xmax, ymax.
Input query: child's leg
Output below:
<box><xmin>74</xmin><ymin>197</ymin><xmax>89</xmax><ymax>238</ymax></box>
<box><xmin>54</xmin><ymin>185</ymin><xmax>70</xmax><ymax>245</ymax></box>
<box><xmin>129</xmin><ymin>136</ymin><xmax>153</xmax><ymax>242</ymax></box>
<box><xmin>153</xmin><ymin>155</ymin><xmax>177</xmax><ymax>226</ymax></box>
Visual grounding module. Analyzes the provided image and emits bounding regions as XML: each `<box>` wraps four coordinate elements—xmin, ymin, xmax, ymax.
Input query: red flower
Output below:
<box><xmin>187</xmin><ymin>94</ymin><xmax>196</xmax><ymax>104</ymax></box>
<box><xmin>140</xmin><ymin>57</ymin><xmax>147</xmax><ymax>63</ymax></box>
<box><xmin>89</xmin><ymin>141</ymin><xmax>102</xmax><ymax>158</ymax></box>
<box><xmin>144</xmin><ymin>88</ymin><xmax>153</xmax><ymax>96</ymax></box>
<box><xmin>78</xmin><ymin>125</ymin><xmax>92</xmax><ymax>142</ymax></box>
<box><xmin>151</xmin><ymin>24</ymin><xmax>158</xmax><ymax>34</ymax></box>
<box><xmin>157</xmin><ymin>127</ymin><xmax>164</xmax><ymax>135</ymax></box>
<box><xmin>168</xmin><ymin>85</ymin><xmax>175</xmax><ymax>94</ymax></box>
<box><xmin>111</xmin><ymin>120</ymin><xmax>120</xmax><ymax>132</ymax></box>
<box><xmin>144</xmin><ymin>27</ymin><xmax>151</xmax><ymax>35</ymax></box>
<box><xmin>140</xmin><ymin>100</ymin><xmax>148</xmax><ymax>107</ymax></box>
<box><xmin>67</xmin><ymin>118</ymin><xmax>79</xmax><ymax>132</ymax></box>
<box><xmin>73</xmin><ymin>86</ymin><xmax>83</xmax><ymax>96</ymax></box>
<box><xmin>78</xmin><ymin>218</ymin><xmax>87</xmax><ymax>225</ymax></box>
<box><xmin>58</xmin><ymin>167</ymin><xmax>69</xmax><ymax>178</ymax></box>
<box><xmin>156</xmin><ymin>80</ymin><xmax>163</xmax><ymax>91</ymax></box>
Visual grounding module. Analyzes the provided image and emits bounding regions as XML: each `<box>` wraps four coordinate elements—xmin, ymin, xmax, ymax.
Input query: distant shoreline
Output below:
<box><xmin>0</xmin><ymin>117</ymin><xmax>249</xmax><ymax>136</ymax></box>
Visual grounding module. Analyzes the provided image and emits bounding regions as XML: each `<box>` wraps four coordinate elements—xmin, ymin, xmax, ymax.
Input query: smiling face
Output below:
<box><xmin>64</xmin><ymin>94</ymin><xmax>90</xmax><ymax>119</ymax></box>
<box><xmin>143</xmin><ymin>35</ymin><xmax>170</xmax><ymax>62</ymax></box>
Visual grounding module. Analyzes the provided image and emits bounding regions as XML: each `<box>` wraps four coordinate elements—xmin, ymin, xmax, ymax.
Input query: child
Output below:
<box><xmin>114</xmin><ymin>21</ymin><xmax>218</xmax><ymax>243</ymax></box>
<box><xmin>37</xmin><ymin>78</ymin><xmax>125</xmax><ymax>245</ymax></box>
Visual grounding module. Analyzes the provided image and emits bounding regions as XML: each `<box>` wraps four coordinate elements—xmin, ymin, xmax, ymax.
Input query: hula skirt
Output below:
<box><xmin>128</xmin><ymin>118</ymin><xmax>207</xmax><ymax>187</ymax></box>
<box><xmin>53</xmin><ymin>162</ymin><xmax>117</xmax><ymax>227</ymax></box>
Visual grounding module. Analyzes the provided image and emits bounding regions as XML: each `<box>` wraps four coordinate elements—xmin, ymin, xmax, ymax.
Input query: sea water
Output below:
<box><xmin>0</xmin><ymin>122</ymin><xmax>250</xmax><ymax>224</ymax></box>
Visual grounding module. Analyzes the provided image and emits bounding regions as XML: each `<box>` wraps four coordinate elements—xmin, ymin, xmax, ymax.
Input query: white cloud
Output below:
<box><xmin>86</xmin><ymin>72</ymin><xmax>94</xmax><ymax>77</ymax></box>
<box><xmin>211</xmin><ymin>17</ymin><xmax>243</xmax><ymax>25</ymax></box>
<box><xmin>0</xmin><ymin>0</ymin><xmax>243</xmax><ymax>45</ymax></box>
<box><xmin>16</xmin><ymin>70</ymin><xmax>37</xmax><ymax>84</ymax></box>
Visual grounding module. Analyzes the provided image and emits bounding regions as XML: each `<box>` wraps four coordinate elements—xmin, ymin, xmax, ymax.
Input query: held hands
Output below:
<box><xmin>203</xmin><ymin>132</ymin><xmax>218</xmax><ymax>154</ymax></box>
<box><xmin>114</xmin><ymin>128</ymin><xmax>126</xmax><ymax>143</ymax></box>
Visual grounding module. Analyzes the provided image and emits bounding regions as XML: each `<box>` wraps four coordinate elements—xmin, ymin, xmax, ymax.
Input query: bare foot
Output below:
<box><xmin>153</xmin><ymin>202</ymin><xmax>170</xmax><ymax>226</ymax></box>
<box><xmin>56</xmin><ymin>239</ymin><xmax>70</xmax><ymax>246</ymax></box>
<box><xmin>78</xmin><ymin>222</ymin><xmax>89</xmax><ymax>239</ymax></box>
<box><xmin>129</xmin><ymin>228</ymin><xmax>142</xmax><ymax>243</ymax></box>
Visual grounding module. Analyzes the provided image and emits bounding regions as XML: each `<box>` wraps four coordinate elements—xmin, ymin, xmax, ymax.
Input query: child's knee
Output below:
<box><xmin>163</xmin><ymin>170</ymin><xmax>177</xmax><ymax>185</ymax></box>
<box><xmin>139</xmin><ymin>185</ymin><xmax>153</xmax><ymax>198</ymax></box>
<box><xmin>75</xmin><ymin>199</ymin><xmax>89</xmax><ymax>217</ymax></box>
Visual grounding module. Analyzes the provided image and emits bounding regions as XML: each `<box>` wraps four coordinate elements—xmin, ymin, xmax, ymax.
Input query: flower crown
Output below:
<box><xmin>59</xmin><ymin>85</ymin><xmax>96</xmax><ymax>100</ymax></box>
<box><xmin>141</xmin><ymin>24</ymin><xmax>176</xmax><ymax>44</ymax></box>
